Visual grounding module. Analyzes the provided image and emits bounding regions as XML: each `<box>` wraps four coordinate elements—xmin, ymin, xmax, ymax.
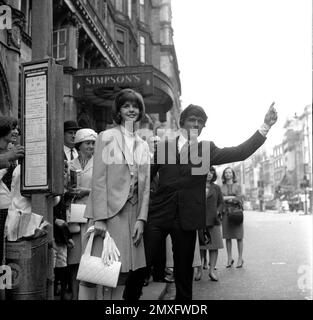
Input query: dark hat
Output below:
<box><xmin>64</xmin><ymin>120</ymin><xmax>81</xmax><ymax>132</ymax></box>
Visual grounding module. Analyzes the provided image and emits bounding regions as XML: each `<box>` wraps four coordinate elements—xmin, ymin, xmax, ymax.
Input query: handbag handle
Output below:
<box><xmin>83</xmin><ymin>227</ymin><xmax>111</xmax><ymax>258</ymax></box>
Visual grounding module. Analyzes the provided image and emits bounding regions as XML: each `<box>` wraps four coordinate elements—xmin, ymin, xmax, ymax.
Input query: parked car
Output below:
<box><xmin>288</xmin><ymin>196</ymin><xmax>304</xmax><ymax>212</ymax></box>
<box><xmin>264</xmin><ymin>199</ymin><xmax>277</xmax><ymax>210</ymax></box>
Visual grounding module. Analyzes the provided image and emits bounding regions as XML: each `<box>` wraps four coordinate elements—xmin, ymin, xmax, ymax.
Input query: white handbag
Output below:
<box><xmin>67</xmin><ymin>203</ymin><xmax>87</xmax><ymax>223</ymax></box>
<box><xmin>77</xmin><ymin>229</ymin><xmax>121</xmax><ymax>288</ymax></box>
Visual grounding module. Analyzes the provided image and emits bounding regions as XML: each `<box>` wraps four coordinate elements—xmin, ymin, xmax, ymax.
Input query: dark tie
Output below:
<box><xmin>70</xmin><ymin>148</ymin><xmax>74</xmax><ymax>160</ymax></box>
<box><xmin>2</xmin><ymin>163</ymin><xmax>17</xmax><ymax>191</ymax></box>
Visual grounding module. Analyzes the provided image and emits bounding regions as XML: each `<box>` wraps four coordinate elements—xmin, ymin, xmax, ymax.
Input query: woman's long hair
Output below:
<box><xmin>221</xmin><ymin>167</ymin><xmax>237</xmax><ymax>184</ymax></box>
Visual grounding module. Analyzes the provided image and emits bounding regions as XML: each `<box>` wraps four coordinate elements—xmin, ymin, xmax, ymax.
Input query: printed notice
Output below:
<box><xmin>24</xmin><ymin>65</ymin><xmax>48</xmax><ymax>188</ymax></box>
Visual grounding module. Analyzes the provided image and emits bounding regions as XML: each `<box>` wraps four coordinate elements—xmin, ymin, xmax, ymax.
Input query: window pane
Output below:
<box><xmin>53</xmin><ymin>46</ymin><xmax>57</xmax><ymax>59</ymax></box>
<box><xmin>116</xmin><ymin>29</ymin><xmax>124</xmax><ymax>42</ymax></box>
<box><xmin>127</xmin><ymin>0</ymin><xmax>132</xmax><ymax>18</ymax></box>
<box><xmin>115</xmin><ymin>0</ymin><xmax>123</xmax><ymax>12</ymax></box>
<box><xmin>140</xmin><ymin>0</ymin><xmax>145</xmax><ymax>22</ymax></box>
<box><xmin>53</xmin><ymin>31</ymin><xmax>57</xmax><ymax>44</ymax></box>
<box><xmin>140</xmin><ymin>36</ymin><xmax>145</xmax><ymax>63</ymax></box>
<box><xmin>59</xmin><ymin>45</ymin><xmax>66</xmax><ymax>59</ymax></box>
<box><xmin>59</xmin><ymin>30</ymin><xmax>66</xmax><ymax>44</ymax></box>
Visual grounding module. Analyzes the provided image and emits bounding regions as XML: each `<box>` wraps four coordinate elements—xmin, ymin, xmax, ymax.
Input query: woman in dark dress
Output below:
<box><xmin>221</xmin><ymin>167</ymin><xmax>244</xmax><ymax>268</ymax></box>
<box><xmin>194</xmin><ymin>166</ymin><xmax>224</xmax><ymax>281</ymax></box>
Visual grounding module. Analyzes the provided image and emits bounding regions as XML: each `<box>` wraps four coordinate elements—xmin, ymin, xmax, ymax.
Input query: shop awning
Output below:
<box><xmin>72</xmin><ymin>65</ymin><xmax>174</xmax><ymax>122</ymax></box>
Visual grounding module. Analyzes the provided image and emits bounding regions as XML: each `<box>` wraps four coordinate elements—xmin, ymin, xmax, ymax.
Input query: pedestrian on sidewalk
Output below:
<box><xmin>0</xmin><ymin>116</ymin><xmax>25</xmax><ymax>300</ymax></box>
<box><xmin>53</xmin><ymin>120</ymin><xmax>80</xmax><ymax>299</ymax></box>
<box><xmin>221</xmin><ymin>167</ymin><xmax>244</xmax><ymax>268</ymax></box>
<box><xmin>83</xmin><ymin>89</ymin><xmax>150</xmax><ymax>301</ymax></box>
<box><xmin>143</xmin><ymin>102</ymin><xmax>278</xmax><ymax>300</ymax></box>
<box><xmin>63</xmin><ymin>121</ymin><xmax>80</xmax><ymax>162</ymax></box>
<box><xmin>66</xmin><ymin>128</ymin><xmax>97</xmax><ymax>300</ymax></box>
<box><xmin>194</xmin><ymin>166</ymin><xmax>224</xmax><ymax>281</ymax></box>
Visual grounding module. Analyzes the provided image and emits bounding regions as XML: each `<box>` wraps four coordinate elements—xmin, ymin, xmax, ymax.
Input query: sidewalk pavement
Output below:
<box><xmin>141</xmin><ymin>281</ymin><xmax>169</xmax><ymax>300</ymax></box>
<box><xmin>54</xmin><ymin>281</ymin><xmax>169</xmax><ymax>300</ymax></box>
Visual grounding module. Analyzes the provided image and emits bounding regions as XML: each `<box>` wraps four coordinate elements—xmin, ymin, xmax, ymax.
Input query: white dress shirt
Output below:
<box><xmin>120</xmin><ymin>125</ymin><xmax>136</xmax><ymax>164</ymax></box>
<box><xmin>64</xmin><ymin>145</ymin><xmax>78</xmax><ymax>162</ymax></box>
<box><xmin>177</xmin><ymin>133</ymin><xmax>188</xmax><ymax>153</ymax></box>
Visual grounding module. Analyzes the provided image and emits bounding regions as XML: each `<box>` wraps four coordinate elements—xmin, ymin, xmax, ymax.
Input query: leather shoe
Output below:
<box><xmin>236</xmin><ymin>260</ymin><xmax>244</xmax><ymax>268</ymax></box>
<box><xmin>226</xmin><ymin>259</ymin><xmax>234</xmax><ymax>268</ymax></box>
<box><xmin>164</xmin><ymin>275</ymin><xmax>175</xmax><ymax>283</ymax></box>
<box><xmin>209</xmin><ymin>272</ymin><xmax>218</xmax><ymax>282</ymax></box>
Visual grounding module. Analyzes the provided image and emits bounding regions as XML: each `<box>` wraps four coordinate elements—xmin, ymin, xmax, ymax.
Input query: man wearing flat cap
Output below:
<box><xmin>143</xmin><ymin>102</ymin><xmax>278</xmax><ymax>300</ymax></box>
<box><xmin>64</xmin><ymin>121</ymin><xmax>81</xmax><ymax>162</ymax></box>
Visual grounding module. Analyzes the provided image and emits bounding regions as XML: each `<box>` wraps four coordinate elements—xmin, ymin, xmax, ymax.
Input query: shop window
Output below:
<box><xmin>139</xmin><ymin>0</ymin><xmax>145</xmax><ymax>22</ymax></box>
<box><xmin>139</xmin><ymin>35</ymin><xmax>145</xmax><ymax>63</ymax></box>
<box><xmin>53</xmin><ymin>29</ymin><xmax>67</xmax><ymax>61</ymax></box>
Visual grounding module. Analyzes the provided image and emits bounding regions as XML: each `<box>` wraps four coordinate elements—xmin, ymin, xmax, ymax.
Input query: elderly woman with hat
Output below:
<box><xmin>66</xmin><ymin>128</ymin><xmax>97</xmax><ymax>300</ymax></box>
<box><xmin>81</xmin><ymin>88</ymin><xmax>150</xmax><ymax>301</ymax></box>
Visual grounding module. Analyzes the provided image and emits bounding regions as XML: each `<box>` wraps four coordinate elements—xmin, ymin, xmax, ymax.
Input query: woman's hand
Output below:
<box><xmin>132</xmin><ymin>220</ymin><xmax>145</xmax><ymax>247</ymax></box>
<box><xmin>94</xmin><ymin>220</ymin><xmax>107</xmax><ymax>238</ymax></box>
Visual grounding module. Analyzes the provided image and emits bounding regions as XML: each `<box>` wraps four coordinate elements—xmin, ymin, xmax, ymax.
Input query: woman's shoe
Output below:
<box><xmin>226</xmin><ymin>259</ymin><xmax>234</xmax><ymax>268</ymax></box>
<box><xmin>208</xmin><ymin>272</ymin><xmax>218</xmax><ymax>282</ymax></box>
<box><xmin>236</xmin><ymin>260</ymin><xmax>244</xmax><ymax>268</ymax></box>
<box><xmin>194</xmin><ymin>268</ymin><xmax>202</xmax><ymax>281</ymax></box>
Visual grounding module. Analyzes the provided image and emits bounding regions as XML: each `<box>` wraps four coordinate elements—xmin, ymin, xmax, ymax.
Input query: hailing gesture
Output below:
<box><xmin>264</xmin><ymin>102</ymin><xmax>278</xmax><ymax>127</ymax></box>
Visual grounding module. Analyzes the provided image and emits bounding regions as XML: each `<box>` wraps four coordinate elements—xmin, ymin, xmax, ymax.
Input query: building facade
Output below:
<box><xmin>0</xmin><ymin>0</ymin><xmax>181</xmax><ymax>132</ymax></box>
<box><xmin>227</xmin><ymin>105</ymin><xmax>312</xmax><ymax>212</ymax></box>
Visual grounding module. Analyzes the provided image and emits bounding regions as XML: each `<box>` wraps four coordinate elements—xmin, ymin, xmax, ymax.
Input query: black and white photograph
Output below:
<box><xmin>0</xmin><ymin>0</ymin><xmax>312</xmax><ymax>306</ymax></box>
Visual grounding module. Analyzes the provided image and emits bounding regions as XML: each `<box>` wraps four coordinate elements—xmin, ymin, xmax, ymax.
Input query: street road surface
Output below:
<box><xmin>163</xmin><ymin>210</ymin><xmax>312</xmax><ymax>300</ymax></box>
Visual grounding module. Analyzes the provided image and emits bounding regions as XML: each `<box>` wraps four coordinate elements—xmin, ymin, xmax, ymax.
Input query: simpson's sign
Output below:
<box><xmin>0</xmin><ymin>5</ymin><xmax>12</xmax><ymax>29</ymax></box>
<box><xmin>73</xmin><ymin>71</ymin><xmax>154</xmax><ymax>96</ymax></box>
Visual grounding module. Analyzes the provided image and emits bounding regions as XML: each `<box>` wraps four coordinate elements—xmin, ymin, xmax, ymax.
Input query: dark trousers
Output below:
<box><xmin>144</xmin><ymin>219</ymin><xmax>197</xmax><ymax>300</ymax></box>
<box><xmin>123</xmin><ymin>267</ymin><xmax>146</xmax><ymax>301</ymax></box>
<box><xmin>152</xmin><ymin>238</ymin><xmax>166</xmax><ymax>280</ymax></box>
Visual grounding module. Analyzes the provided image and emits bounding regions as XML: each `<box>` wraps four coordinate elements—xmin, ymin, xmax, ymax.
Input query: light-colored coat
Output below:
<box><xmin>84</xmin><ymin>126</ymin><xmax>150</xmax><ymax>222</ymax></box>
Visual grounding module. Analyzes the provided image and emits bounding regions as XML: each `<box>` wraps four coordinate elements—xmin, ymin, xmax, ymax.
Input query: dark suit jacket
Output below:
<box><xmin>149</xmin><ymin>130</ymin><xmax>266</xmax><ymax>230</ymax></box>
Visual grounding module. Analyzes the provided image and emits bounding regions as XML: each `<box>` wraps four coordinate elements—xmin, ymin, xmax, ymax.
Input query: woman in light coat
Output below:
<box><xmin>81</xmin><ymin>89</ymin><xmax>150</xmax><ymax>300</ymax></box>
<box><xmin>66</xmin><ymin>128</ymin><xmax>97</xmax><ymax>299</ymax></box>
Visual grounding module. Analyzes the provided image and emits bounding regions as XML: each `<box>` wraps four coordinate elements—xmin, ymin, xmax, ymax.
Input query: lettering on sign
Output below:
<box><xmin>85</xmin><ymin>74</ymin><xmax>141</xmax><ymax>86</ymax></box>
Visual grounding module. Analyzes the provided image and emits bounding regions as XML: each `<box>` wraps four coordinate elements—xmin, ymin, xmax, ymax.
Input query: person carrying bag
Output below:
<box><xmin>77</xmin><ymin>226</ymin><xmax>121</xmax><ymax>300</ymax></box>
<box><xmin>225</xmin><ymin>197</ymin><xmax>244</xmax><ymax>225</ymax></box>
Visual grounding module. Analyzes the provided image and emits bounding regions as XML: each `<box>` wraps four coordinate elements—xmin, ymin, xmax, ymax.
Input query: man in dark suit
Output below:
<box><xmin>63</xmin><ymin>121</ymin><xmax>81</xmax><ymax>162</ymax></box>
<box><xmin>143</xmin><ymin>103</ymin><xmax>278</xmax><ymax>300</ymax></box>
